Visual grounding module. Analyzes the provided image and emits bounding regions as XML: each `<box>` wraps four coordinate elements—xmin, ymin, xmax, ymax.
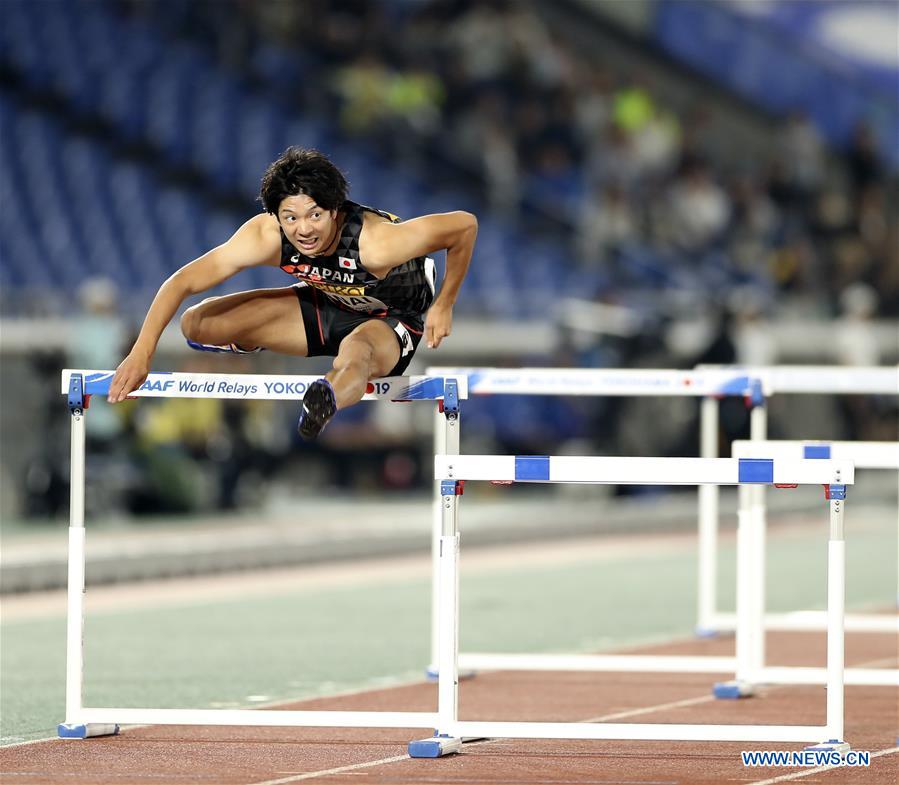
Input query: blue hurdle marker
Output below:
<box><xmin>425</xmin><ymin>366</ymin><xmax>768</xmax><ymax>677</ymax></box>
<box><xmin>718</xmin><ymin>439</ymin><xmax>899</xmax><ymax>699</ymax></box>
<box><xmin>409</xmin><ymin>453</ymin><xmax>855</xmax><ymax>757</ymax></box>
<box><xmin>57</xmin><ymin>369</ymin><xmax>465</xmax><ymax>741</ymax></box>
<box><xmin>694</xmin><ymin>364</ymin><xmax>899</xmax><ymax>637</ymax></box>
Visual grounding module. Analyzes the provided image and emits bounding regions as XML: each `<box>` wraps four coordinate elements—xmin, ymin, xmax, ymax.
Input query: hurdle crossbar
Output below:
<box><xmin>724</xmin><ymin>439</ymin><xmax>899</xmax><ymax>692</ymax></box>
<box><xmin>60</xmin><ymin>368</ymin><xmax>468</xmax><ymax>401</ymax></box>
<box><xmin>427</xmin><ymin>366</ymin><xmax>766</xmax><ymax>399</ymax></box>
<box><xmin>58</xmin><ymin>369</ymin><xmax>464</xmax><ymax>740</ymax></box>
<box><xmin>434</xmin><ymin>455</ymin><xmax>853</xmax><ymax>485</ymax></box>
<box><xmin>424</xmin><ymin>365</ymin><xmax>767</xmax><ymax>677</ymax></box>
<box><xmin>409</xmin><ymin>453</ymin><xmax>854</xmax><ymax>755</ymax></box>
<box><xmin>694</xmin><ymin>365</ymin><xmax>898</xmax><ymax>636</ymax></box>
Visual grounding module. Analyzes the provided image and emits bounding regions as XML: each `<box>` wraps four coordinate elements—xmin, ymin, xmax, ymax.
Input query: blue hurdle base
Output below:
<box><xmin>58</xmin><ymin>723</ymin><xmax>120</xmax><ymax>739</ymax></box>
<box><xmin>805</xmin><ymin>739</ymin><xmax>850</xmax><ymax>754</ymax></box>
<box><xmin>694</xmin><ymin>626</ymin><xmax>723</xmax><ymax>639</ymax></box>
<box><xmin>408</xmin><ymin>734</ymin><xmax>462</xmax><ymax>758</ymax></box>
<box><xmin>713</xmin><ymin>680</ymin><xmax>755</xmax><ymax>699</ymax></box>
<box><xmin>425</xmin><ymin>666</ymin><xmax>478</xmax><ymax>681</ymax></box>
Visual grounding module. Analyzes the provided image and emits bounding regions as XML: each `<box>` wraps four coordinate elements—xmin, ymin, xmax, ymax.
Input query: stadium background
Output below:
<box><xmin>0</xmin><ymin>0</ymin><xmax>897</xmax><ymax>564</ymax></box>
<box><xmin>2</xmin><ymin>1</ymin><xmax>899</xmax><ymax>769</ymax></box>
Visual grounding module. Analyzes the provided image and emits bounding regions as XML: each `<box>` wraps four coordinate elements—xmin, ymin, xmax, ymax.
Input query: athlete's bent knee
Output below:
<box><xmin>180</xmin><ymin>305</ymin><xmax>205</xmax><ymax>342</ymax></box>
<box><xmin>333</xmin><ymin>335</ymin><xmax>376</xmax><ymax>373</ymax></box>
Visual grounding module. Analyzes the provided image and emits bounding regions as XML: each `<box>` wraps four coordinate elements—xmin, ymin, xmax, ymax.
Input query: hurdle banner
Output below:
<box><xmin>427</xmin><ymin>366</ymin><xmax>767</xmax><ymax>402</ymax></box>
<box><xmin>58</xmin><ymin>369</ymin><xmax>465</xmax><ymax>741</ymax></box>
<box><xmin>408</xmin><ymin>453</ymin><xmax>855</xmax><ymax>756</ymax></box>
<box><xmin>722</xmin><ymin>439</ymin><xmax>899</xmax><ymax>697</ymax></box>
<box><xmin>694</xmin><ymin>365</ymin><xmax>899</xmax><ymax>637</ymax></box>
<box><xmin>424</xmin><ymin>366</ymin><xmax>768</xmax><ymax>678</ymax></box>
<box><xmin>60</xmin><ymin>369</ymin><xmax>468</xmax><ymax>401</ymax></box>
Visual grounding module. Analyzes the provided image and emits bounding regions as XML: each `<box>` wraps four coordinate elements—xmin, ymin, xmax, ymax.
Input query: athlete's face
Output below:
<box><xmin>278</xmin><ymin>194</ymin><xmax>338</xmax><ymax>256</ymax></box>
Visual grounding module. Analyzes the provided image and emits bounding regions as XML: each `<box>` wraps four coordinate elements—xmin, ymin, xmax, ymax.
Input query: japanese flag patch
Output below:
<box><xmin>338</xmin><ymin>257</ymin><xmax>357</xmax><ymax>270</ymax></box>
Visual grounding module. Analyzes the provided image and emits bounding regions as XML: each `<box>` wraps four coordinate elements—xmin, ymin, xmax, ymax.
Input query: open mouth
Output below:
<box><xmin>296</xmin><ymin>237</ymin><xmax>318</xmax><ymax>251</ymax></box>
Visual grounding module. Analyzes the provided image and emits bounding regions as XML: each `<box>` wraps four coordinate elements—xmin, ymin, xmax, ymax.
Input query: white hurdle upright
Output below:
<box><xmin>716</xmin><ymin>439</ymin><xmax>899</xmax><ymax>697</ymax></box>
<box><xmin>425</xmin><ymin>366</ymin><xmax>766</xmax><ymax>678</ymax></box>
<box><xmin>58</xmin><ymin>369</ymin><xmax>466</xmax><ymax>741</ymax></box>
<box><xmin>695</xmin><ymin>365</ymin><xmax>899</xmax><ymax>636</ymax></box>
<box><xmin>408</xmin><ymin>453</ymin><xmax>855</xmax><ymax>757</ymax></box>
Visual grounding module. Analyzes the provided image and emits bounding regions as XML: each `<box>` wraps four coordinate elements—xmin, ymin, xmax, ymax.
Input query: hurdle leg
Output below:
<box><xmin>427</xmin><ymin>403</ymin><xmax>446</xmax><ymax>679</ymax></box>
<box><xmin>748</xmin><ymin>482</ymin><xmax>767</xmax><ymax>679</ymax></box>
<box><xmin>427</xmin><ymin>391</ymin><xmax>463</xmax><ymax>680</ymax></box>
<box><xmin>806</xmin><ymin>484</ymin><xmax>849</xmax><ymax>753</ymax></box>
<box><xmin>696</xmin><ymin>396</ymin><xmax>720</xmax><ymax>636</ymax></box>
<box><xmin>714</xmin><ymin>484</ymin><xmax>755</xmax><ymax>699</ymax></box>
<box><xmin>747</xmin><ymin>401</ymin><xmax>768</xmax><ymax>679</ymax></box>
<box><xmin>409</xmin><ymin>480</ymin><xmax>463</xmax><ymax>757</ymax></box>
<box><xmin>58</xmin><ymin>376</ymin><xmax>118</xmax><ymax>739</ymax></box>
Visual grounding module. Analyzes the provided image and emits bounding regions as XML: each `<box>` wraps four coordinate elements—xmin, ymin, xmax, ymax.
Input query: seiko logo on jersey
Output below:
<box><xmin>284</xmin><ymin>259</ymin><xmax>355</xmax><ymax>284</ymax></box>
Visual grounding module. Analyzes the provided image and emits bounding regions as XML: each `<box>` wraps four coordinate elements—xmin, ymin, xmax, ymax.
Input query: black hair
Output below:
<box><xmin>259</xmin><ymin>147</ymin><xmax>349</xmax><ymax>214</ymax></box>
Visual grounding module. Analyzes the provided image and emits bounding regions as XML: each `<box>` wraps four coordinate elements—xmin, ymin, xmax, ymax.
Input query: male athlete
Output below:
<box><xmin>107</xmin><ymin>147</ymin><xmax>477</xmax><ymax>439</ymax></box>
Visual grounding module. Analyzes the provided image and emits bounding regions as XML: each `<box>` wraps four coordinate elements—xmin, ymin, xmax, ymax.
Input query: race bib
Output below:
<box><xmin>324</xmin><ymin>293</ymin><xmax>390</xmax><ymax>314</ymax></box>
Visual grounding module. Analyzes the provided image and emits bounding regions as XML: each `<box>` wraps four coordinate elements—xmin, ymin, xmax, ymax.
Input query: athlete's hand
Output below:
<box><xmin>108</xmin><ymin>351</ymin><xmax>150</xmax><ymax>403</ymax></box>
<box><xmin>425</xmin><ymin>302</ymin><xmax>453</xmax><ymax>349</ymax></box>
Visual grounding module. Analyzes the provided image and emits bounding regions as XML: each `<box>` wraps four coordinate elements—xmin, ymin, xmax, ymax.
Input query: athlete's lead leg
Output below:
<box><xmin>180</xmin><ymin>288</ymin><xmax>310</xmax><ymax>356</ymax></box>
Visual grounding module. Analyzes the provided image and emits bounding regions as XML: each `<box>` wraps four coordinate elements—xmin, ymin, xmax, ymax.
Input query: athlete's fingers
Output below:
<box><xmin>109</xmin><ymin>377</ymin><xmax>126</xmax><ymax>403</ymax></box>
<box><xmin>109</xmin><ymin>371</ymin><xmax>137</xmax><ymax>403</ymax></box>
<box><xmin>107</xmin><ymin>373</ymin><xmax>124</xmax><ymax>403</ymax></box>
<box><xmin>431</xmin><ymin>327</ymin><xmax>447</xmax><ymax>349</ymax></box>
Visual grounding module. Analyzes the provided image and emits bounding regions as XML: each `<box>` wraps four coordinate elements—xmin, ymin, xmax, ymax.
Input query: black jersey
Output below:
<box><xmin>279</xmin><ymin>201</ymin><xmax>436</xmax><ymax>318</ymax></box>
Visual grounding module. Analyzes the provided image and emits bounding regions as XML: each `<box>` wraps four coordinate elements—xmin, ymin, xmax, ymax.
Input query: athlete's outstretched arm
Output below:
<box><xmin>363</xmin><ymin>211</ymin><xmax>478</xmax><ymax>348</ymax></box>
<box><xmin>108</xmin><ymin>214</ymin><xmax>282</xmax><ymax>402</ymax></box>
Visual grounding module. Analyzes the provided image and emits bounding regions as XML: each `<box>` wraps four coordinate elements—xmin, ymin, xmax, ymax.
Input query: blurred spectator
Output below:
<box><xmin>577</xmin><ymin>183</ymin><xmax>637</xmax><ymax>266</ymax></box>
<box><xmin>728</xmin><ymin>175</ymin><xmax>778</xmax><ymax>274</ymax></box>
<box><xmin>632</xmin><ymin>108</ymin><xmax>680</xmax><ymax>181</ymax></box>
<box><xmin>585</xmin><ymin>125</ymin><xmax>641</xmax><ymax>195</ymax></box>
<box><xmin>846</xmin><ymin>122</ymin><xmax>883</xmax><ymax>194</ymax></box>
<box><xmin>780</xmin><ymin>111</ymin><xmax>826</xmax><ymax>203</ymax></box>
<box><xmin>333</xmin><ymin>52</ymin><xmax>393</xmax><ymax>136</ymax></box>
<box><xmin>385</xmin><ymin>63</ymin><xmax>444</xmax><ymax>136</ymax></box>
<box><xmin>665</xmin><ymin>162</ymin><xmax>731</xmax><ymax>253</ymax></box>
<box><xmin>612</xmin><ymin>79</ymin><xmax>656</xmax><ymax>136</ymax></box>
<box><xmin>71</xmin><ymin>278</ymin><xmax>126</xmax><ymax>449</ymax></box>
<box><xmin>453</xmin><ymin>93</ymin><xmax>521</xmax><ymax>217</ymax></box>
<box><xmin>836</xmin><ymin>283</ymin><xmax>880</xmax><ymax>367</ymax></box>
<box><xmin>573</xmin><ymin>67</ymin><xmax>613</xmax><ymax>145</ymax></box>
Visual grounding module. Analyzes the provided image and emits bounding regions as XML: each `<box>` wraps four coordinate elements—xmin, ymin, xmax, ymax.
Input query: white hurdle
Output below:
<box><xmin>58</xmin><ymin>369</ymin><xmax>466</xmax><ymax>740</ymax></box>
<box><xmin>719</xmin><ymin>439</ymin><xmax>899</xmax><ymax>696</ymax></box>
<box><xmin>695</xmin><ymin>365</ymin><xmax>899</xmax><ymax>636</ymax></box>
<box><xmin>425</xmin><ymin>366</ymin><xmax>766</xmax><ymax>677</ymax></box>
<box><xmin>408</xmin><ymin>453</ymin><xmax>854</xmax><ymax>756</ymax></box>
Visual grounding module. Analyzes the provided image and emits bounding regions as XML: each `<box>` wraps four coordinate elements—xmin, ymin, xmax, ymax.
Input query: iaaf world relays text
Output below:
<box><xmin>139</xmin><ymin>378</ymin><xmax>294</xmax><ymax>396</ymax></box>
<box><xmin>134</xmin><ymin>377</ymin><xmax>394</xmax><ymax>397</ymax></box>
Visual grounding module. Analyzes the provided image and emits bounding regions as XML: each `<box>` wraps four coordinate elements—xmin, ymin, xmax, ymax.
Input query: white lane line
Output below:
<box><xmin>747</xmin><ymin>746</ymin><xmax>899</xmax><ymax>785</ymax></box>
<box><xmin>582</xmin><ymin>693</ymin><xmax>716</xmax><ymax>723</ymax></box>
<box><xmin>249</xmin><ymin>754</ymin><xmax>411</xmax><ymax>785</ymax></box>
